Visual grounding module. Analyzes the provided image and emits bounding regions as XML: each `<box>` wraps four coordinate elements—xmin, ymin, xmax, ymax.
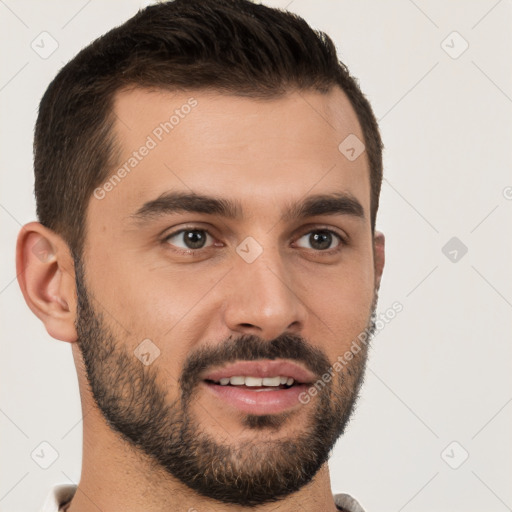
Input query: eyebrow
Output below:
<box><xmin>130</xmin><ymin>191</ymin><xmax>365</xmax><ymax>224</ymax></box>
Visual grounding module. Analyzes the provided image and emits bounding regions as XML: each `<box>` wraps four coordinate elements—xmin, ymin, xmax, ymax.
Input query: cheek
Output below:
<box><xmin>296</xmin><ymin>255</ymin><xmax>375</xmax><ymax>352</ymax></box>
<box><xmin>97</xmin><ymin>260</ymin><xmax>223</xmax><ymax>356</ymax></box>
<box><xmin>299</xmin><ymin>247</ymin><xmax>374</xmax><ymax>302</ymax></box>
<box><xmin>304</xmin><ymin>278</ymin><xmax>373</xmax><ymax>334</ymax></box>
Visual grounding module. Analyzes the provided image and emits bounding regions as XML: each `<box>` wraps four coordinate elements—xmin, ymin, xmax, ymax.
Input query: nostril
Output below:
<box><xmin>239</xmin><ymin>323</ymin><xmax>256</xmax><ymax>328</ymax></box>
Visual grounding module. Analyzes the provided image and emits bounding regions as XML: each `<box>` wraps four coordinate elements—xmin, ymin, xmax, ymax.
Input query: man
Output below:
<box><xmin>16</xmin><ymin>0</ymin><xmax>385</xmax><ymax>510</ymax></box>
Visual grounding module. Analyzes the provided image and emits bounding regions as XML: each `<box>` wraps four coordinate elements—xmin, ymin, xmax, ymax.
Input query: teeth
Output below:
<box><xmin>245</xmin><ymin>376</ymin><xmax>263</xmax><ymax>387</ymax></box>
<box><xmin>216</xmin><ymin>376</ymin><xmax>296</xmax><ymax>387</ymax></box>
<box><xmin>262</xmin><ymin>376</ymin><xmax>281</xmax><ymax>386</ymax></box>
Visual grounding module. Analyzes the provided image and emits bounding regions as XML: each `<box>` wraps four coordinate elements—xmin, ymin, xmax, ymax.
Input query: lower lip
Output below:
<box><xmin>203</xmin><ymin>381</ymin><xmax>309</xmax><ymax>415</ymax></box>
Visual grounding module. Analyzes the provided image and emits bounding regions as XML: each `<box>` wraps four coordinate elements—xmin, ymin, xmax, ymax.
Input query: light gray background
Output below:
<box><xmin>1</xmin><ymin>1</ymin><xmax>511</xmax><ymax>511</ymax></box>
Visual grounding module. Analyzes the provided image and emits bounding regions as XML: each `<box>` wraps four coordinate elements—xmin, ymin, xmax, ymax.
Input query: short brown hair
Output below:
<box><xmin>34</xmin><ymin>0</ymin><xmax>383</xmax><ymax>259</ymax></box>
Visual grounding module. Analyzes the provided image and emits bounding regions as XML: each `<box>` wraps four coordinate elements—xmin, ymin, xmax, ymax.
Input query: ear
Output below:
<box><xmin>373</xmin><ymin>230</ymin><xmax>385</xmax><ymax>290</ymax></box>
<box><xmin>16</xmin><ymin>222</ymin><xmax>77</xmax><ymax>343</ymax></box>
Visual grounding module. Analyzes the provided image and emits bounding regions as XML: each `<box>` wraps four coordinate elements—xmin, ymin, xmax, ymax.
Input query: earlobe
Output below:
<box><xmin>16</xmin><ymin>222</ymin><xmax>78</xmax><ymax>343</ymax></box>
<box><xmin>373</xmin><ymin>231</ymin><xmax>385</xmax><ymax>290</ymax></box>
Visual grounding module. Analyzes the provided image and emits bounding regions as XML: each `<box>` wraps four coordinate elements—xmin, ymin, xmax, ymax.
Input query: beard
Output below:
<box><xmin>74</xmin><ymin>257</ymin><xmax>376</xmax><ymax>507</ymax></box>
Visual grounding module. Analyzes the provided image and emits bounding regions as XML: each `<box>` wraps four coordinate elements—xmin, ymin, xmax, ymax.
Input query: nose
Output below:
<box><xmin>222</xmin><ymin>247</ymin><xmax>308</xmax><ymax>340</ymax></box>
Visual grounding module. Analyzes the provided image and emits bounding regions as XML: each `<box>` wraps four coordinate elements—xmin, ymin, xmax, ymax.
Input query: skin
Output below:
<box><xmin>17</xmin><ymin>87</ymin><xmax>385</xmax><ymax>512</ymax></box>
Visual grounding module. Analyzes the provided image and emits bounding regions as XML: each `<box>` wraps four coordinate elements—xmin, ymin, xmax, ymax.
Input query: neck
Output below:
<box><xmin>68</xmin><ymin>346</ymin><xmax>339</xmax><ymax>512</ymax></box>
<box><xmin>65</xmin><ymin>399</ymin><xmax>338</xmax><ymax>512</ymax></box>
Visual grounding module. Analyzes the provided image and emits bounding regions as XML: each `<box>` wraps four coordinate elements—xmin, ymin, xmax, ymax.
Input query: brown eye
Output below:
<box><xmin>295</xmin><ymin>230</ymin><xmax>342</xmax><ymax>251</ymax></box>
<box><xmin>164</xmin><ymin>229</ymin><xmax>213</xmax><ymax>250</ymax></box>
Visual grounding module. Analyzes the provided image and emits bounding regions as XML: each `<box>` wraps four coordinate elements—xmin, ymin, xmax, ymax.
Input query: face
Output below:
<box><xmin>76</xmin><ymin>88</ymin><xmax>381</xmax><ymax>505</ymax></box>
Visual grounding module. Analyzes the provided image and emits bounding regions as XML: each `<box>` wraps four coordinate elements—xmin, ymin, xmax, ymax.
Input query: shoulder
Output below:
<box><xmin>333</xmin><ymin>493</ymin><xmax>366</xmax><ymax>512</ymax></box>
<box><xmin>39</xmin><ymin>484</ymin><xmax>77</xmax><ymax>512</ymax></box>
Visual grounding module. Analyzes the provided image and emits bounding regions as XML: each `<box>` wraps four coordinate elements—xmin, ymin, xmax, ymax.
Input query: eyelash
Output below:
<box><xmin>161</xmin><ymin>226</ymin><xmax>347</xmax><ymax>256</ymax></box>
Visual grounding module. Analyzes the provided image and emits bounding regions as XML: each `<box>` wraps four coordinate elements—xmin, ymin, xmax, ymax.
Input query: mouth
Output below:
<box><xmin>201</xmin><ymin>360</ymin><xmax>315</xmax><ymax>415</ymax></box>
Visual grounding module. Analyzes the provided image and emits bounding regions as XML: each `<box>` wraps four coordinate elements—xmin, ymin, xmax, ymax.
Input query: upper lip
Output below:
<box><xmin>201</xmin><ymin>359</ymin><xmax>316</xmax><ymax>385</ymax></box>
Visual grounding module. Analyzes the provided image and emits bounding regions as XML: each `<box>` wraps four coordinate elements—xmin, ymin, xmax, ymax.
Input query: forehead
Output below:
<box><xmin>93</xmin><ymin>87</ymin><xmax>370</xmax><ymax>225</ymax></box>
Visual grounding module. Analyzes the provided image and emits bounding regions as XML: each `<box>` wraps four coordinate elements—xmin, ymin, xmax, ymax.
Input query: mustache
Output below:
<box><xmin>179</xmin><ymin>333</ymin><xmax>332</xmax><ymax>394</ymax></box>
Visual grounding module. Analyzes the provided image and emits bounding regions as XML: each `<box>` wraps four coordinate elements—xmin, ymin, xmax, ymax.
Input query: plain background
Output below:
<box><xmin>1</xmin><ymin>1</ymin><xmax>511</xmax><ymax>511</ymax></box>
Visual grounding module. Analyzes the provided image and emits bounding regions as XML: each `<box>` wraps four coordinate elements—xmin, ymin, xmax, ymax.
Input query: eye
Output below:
<box><xmin>163</xmin><ymin>229</ymin><xmax>215</xmax><ymax>250</ymax></box>
<box><xmin>294</xmin><ymin>229</ymin><xmax>343</xmax><ymax>251</ymax></box>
